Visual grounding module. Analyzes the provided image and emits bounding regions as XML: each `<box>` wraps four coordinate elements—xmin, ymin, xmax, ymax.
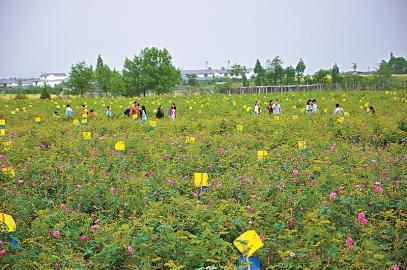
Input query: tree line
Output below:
<box><xmin>67</xmin><ymin>47</ymin><xmax>180</xmax><ymax>96</ymax></box>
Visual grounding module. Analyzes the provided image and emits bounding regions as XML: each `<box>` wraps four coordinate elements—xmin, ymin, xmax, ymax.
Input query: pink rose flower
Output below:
<box><xmin>293</xmin><ymin>169</ymin><xmax>299</xmax><ymax>175</ymax></box>
<box><xmin>215</xmin><ymin>183</ymin><xmax>222</xmax><ymax>189</ymax></box>
<box><xmin>54</xmin><ymin>263</ymin><xmax>60</xmax><ymax>269</ymax></box>
<box><xmin>246</xmin><ymin>205</ymin><xmax>255</xmax><ymax>212</ymax></box>
<box><xmin>80</xmin><ymin>234</ymin><xmax>87</xmax><ymax>241</ymax></box>
<box><xmin>163</xmin><ymin>154</ymin><xmax>169</xmax><ymax>161</ymax></box>
<box><xmin>293</xmin><ymin>177</ymin><xmax>300</xmax><ymax>184</ymax></box>
<box><xmin>53</xmin><ymin>231</ymin><xmax>60</xmax><ymax>238</ymax></box>
<box><xmin>91</xmin><ymin>224</ymin><xmax>99</xmax><ymax>232</ymax></box>
<box><xmin>357</xmin><ymin>213</ymin><xmax>365</xmax><ymax>222</ymax></box>
<box><xmin>346</xmin><ymin>237</ymin><xmax>353</xmax><ymax>246</ymax></box>
<box><xmin>376</xmin><ymin>186</ymin><xmax>383</xmax><ymax>193</ymax></box>
<box><xmin>392</xmin><ymin>264</ymin><xmax>400</xmax><ymax>270</ymax></box>
<box><xmin>329</xmin><ymin>192</ymin><xmax>337</xmax><ymax>200</ymax></box>
<box><xmin>127</xmin><ymin>246</ymin><xmax>133</xmax><ymax>254</ymax></box>
<box><xmin>323</xmin><ymin>200</ymin><xmax>329</xmax><ymax>206</ymax></box>
<box><xmin>0</xmin><ymin>249</ymin><xmax>6</xmax><ymax>256</ymax></box>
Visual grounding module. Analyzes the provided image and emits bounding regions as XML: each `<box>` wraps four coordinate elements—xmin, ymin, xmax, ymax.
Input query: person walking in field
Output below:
<box><xmin>267</xmin><ymin>100</ymin><xmax>274</xmax><ymax>115</ymax></box>
<box><xmin>273</xmin><ymin>99</ymin><xmax>281</xmax><ymax>115</ymax></box>
<box><xmin>311</xmin><ymin>99</ymin><xmax>318</xmax><ymax>113</ymax></box>
<box><xmin>169</xmin><ymin>103</ymin><xmax>176</xmax><ymax>120</ymax></box>
<box><xmin>253</xmin><ymin>101</ymin><xmax>261</xmax><ymax>115</ymax></box>
<box><xmin>156</xmin><ymin>105</ymin><xmax>164</xmax><ymax>119</ymax></box>
<box><xmin>306</xmin><ymin>100</ymin><xmax>312</xmax><ymax>114</ymax></box>
<box><xmin>141</xmin><ymin>105</ymin><xmax>148</xmax><ymax>123</ymax></box>
<box><xmin>334</xmin><ymin>104</ymin><xmax>344</xmax><ymax>115</ymax></box>
<box><xmin>66</xmin><ymin>104</ymin><xmax>73</xmax><ymax>118</ymax></box>
<box><xmin>124</xmin><ymin>106</ymin><xmax>131</xmax><ymax>118</ymax></box>
<box><xmin>89</xmin><ymin>109</ymin><xmax>97</xmax><ymax>118</ymax></box>
<box><xmin>82</xmin><ymin>104</ymin><xmax>88</xmax><ymax>116</ymax></box>
<box><xmin>131</xmin><ymin>102</ymin><xmax>141</xmax><ymax>119</ymax></box>
<box><xmin>105</xmin><ymin>106</ymin><xmax>112</xmax><ymax>118</ymax></box>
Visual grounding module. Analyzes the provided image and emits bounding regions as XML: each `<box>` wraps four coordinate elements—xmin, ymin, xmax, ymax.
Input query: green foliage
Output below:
<box><xmin>67</xmin><ymin>62</ymin><xmax>94</xmax><ymax>96</ymax></box>
<box><xmin>0</xmin><ymin>90</ymin><xmax>406</xmax><ymax>269</ymax></box>
<box><xmin>40</xmin><ymin>86</ymin><xmax>51</xmax><ymax>99</ymax></box>
<box><xmin>95</xmin><ymin>55</ymin><xmax>113</xmax><ymax>97</ymax></box>
<box><xmin>295</xmin><ymin>58</ymin><xmax>306</xmax><ymax>83</ymax></box>
<box><xmin>331</xmin><ymin>63</ymin><xmax>341</xmax><ymax>84</ymax></box>
<box><xmin>122</xmin><ymin>47</ymin><xmax>180</xmax><ymax>96</ymax></box>
<box><xmin>254</xmin><ymin>59</ymin><xmax>265</xmax><ymax>86</ymax></box>
<box><xmin>187</xmin><ymin>74</ymin><xmax>198</xmax><ymax>86</ymax></box>
<box><xmin>265</xmin><ymin>56</ymin><xmax>284</xmax><ymax>85</ymax></box>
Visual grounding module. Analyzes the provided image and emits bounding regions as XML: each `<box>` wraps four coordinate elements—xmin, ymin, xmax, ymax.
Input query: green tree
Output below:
<box><xmin>67</xmin><ymin>62</ymin><xmax>94</xmax><ymax>96</ymax></box>
<box><xmin>284</xmin><ymin>65</ymin><xmax>296</xmax><ymax>84</ymax></box>
<box><xmin>230</xmin><ymin>64</ymin><xmax>248</xmax><ymax>86</ymax></box>
<box><xmin>123</xmin><ymin>47</ymin><xmax>180</xmax><ymax>96</ymax></box>
<box><xmin>254</xmin><ymin>59</ymin><xmax>265</xmax><ymax>86</ymax></box>
<box><xmin>95</xmin><ymin>55</ymin><xmax>113</xmax><ymax>97</ymax></box>
<box><xmin>388</xmin><ymin>52</ymin><xmax>407</xmax><ymax>74</ymax></box>
<box><xmin>295</xmin><ymin>58</ymin><xmax>306</xmax><ymax>83</ymax></box>
<box><xmin>313</xmin><ymin>69</ymin><xmax>330</xmax><ymax>84</ymax></box>
<box><xmin>40</xmin><ymin>85</ymin><xmax>51</xmax><ymax>99</ymax></box>
<box><xmin>186</xmin><ymin>74</ymin><xmax>198</xmax><ymax>86</ymax></box>
<box><xmin>331</xmin><ymin>63</ymin><xmax>341</xmax><ymax>84</ymax></box>
<box><xmin>109</xmin><ymin>69</ymin><xmax>123</xmax><ymax>96</ymax></box>
<box><xmin>265</xmin><ymin>56</ymin><xmax>284</xmax><ymax>85</ymax></box>
<box><xmin>352</xmin><ymin>63</ymin><xmax>357</xmax><ymax>72</ymax></box>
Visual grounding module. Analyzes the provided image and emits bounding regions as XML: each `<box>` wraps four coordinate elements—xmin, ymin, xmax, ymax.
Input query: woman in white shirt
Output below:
<box><xmin>253</xmin><ymin>101</ymin><xmax>261</xmax><ymax>115</ymax></box>
<box><xmin>333</xmin><ymin>104</ymin><xmax>344</xmax><ymax>115</ymax></box>
<box><xmin>273</xmin><ymin>99</ymin><xmax>281</xmax><ymax>115</ymax></box>
<box><xmin>312</xmin><ymin>99</ymin><xmax>318</xmax><ymax>113</ymax></box>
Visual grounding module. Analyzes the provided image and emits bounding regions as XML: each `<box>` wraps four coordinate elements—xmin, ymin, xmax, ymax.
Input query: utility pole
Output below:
<box><xmin>205</xmin><ymin>61</ymin><xmax>208</xmax><ymax>70</ymax></box>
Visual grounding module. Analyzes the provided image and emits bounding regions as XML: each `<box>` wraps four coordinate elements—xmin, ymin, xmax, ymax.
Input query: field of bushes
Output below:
<box><xmin>0</xmin><ymin>90</ymin><xmax>406</xmax><ymax>269</ymax></box>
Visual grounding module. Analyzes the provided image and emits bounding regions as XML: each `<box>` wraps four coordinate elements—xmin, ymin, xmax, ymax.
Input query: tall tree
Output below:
<box><xmin>313</xmin><ymin>69</ymin><xmax>330</xmax><ymax>84</ymax></box>
<box><xmin>123</xmin><ymin>47</ymin><xmax>180</xmax><ymax>96</ymax></box>
<box><xmin>254</xmin><ymin>59</ymin><xmax>265</xmax><ymax>86</ymax></box>
<box><xmin>352</xmin><ymin>63</ymin><xmax>358</xmax><ymax>72</ymax></box>
<box><xmin>95</xmin><ymin>55</ymin><xmax>112</xmax><ymax>97</ymax></box>
<box><xmin>284</xmin><ymin>66</ymin><xmax>296</xmax><ymax>84</ymax></box>
<box><xmin>109</xmin><ymin>69</ymin><xmax>123</xmax><ymax>96</ymax></box>
<box><xmin>265</xmin><ymin>56</ymin><xmax>284</xmax><ymax>85</ymax></box>
<box><xmin>67</xmin><ymin>62</ymin><xmax>94</xmax><ymax>96</ymax></box>
<box><xmin>331</xmin><ymin>63</ymin><xmax>341</xmax><ymax>84</ymax></box>
<box><xmin>295</xmin><ymin>58</ymin><xmax>306</xmax><ymax>83</ymax></box>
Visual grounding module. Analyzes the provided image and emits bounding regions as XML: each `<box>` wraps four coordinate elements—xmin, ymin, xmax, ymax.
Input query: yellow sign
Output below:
<box><xmin>0</xmin><ymin>213</ymin><xmax>16</xmax><ymax>232</ymax></box>
<box><xmin>298</xmin><ymin>141</ymin><xmax>307</xmax><ymax>150</ymax></box>
<box><xmin>82</xmin><ymin>113</ymin><xmax>88</xmax><ymax>118</ymax></box>
<box><xmin>149</xmin><ymin>120</ymin><xmax>157</xmax><ymax>127</ymax></box>
<box><xmin>233</xmin><ymin>230</ymin><xmax>264</xmax><ymax>256</ymax></box>
<box><xmin>323</xmin><ymin>108</ymin><xmax>328</xmax><ymax>113</ymax></box>
<box><xmin>35</xmin><ymin>117</ymin><xmax>42</xmax><ymax>123</ymax></box>
<box><xmin>11</xmin><ymin>111</ymin><xmax>16</xmax><ymax>115</ymax></box>
<box><xmin>186</xmin><ymin>136</ymin><xmax>196</xmax><ymax>143</ymax></box>
<box><xmin>236</xmin><ymin>124</ymin><xmax>244</xmax><ymax>132</ymax></box>
<box><xmin>1</xmin><ymin>167</ymin><xmax>15</xmax><ymax>178</ymax></box>
<box><xmin>132</xmin><ymin>114</ymin><xmax>138</xmax><ymax>119</ymax></box>
<box><xmin>83</xmin><ymin>132</ymin><xmax>92</xmax><ymax>140</ymax></box>
<box><xmin>194</xmin><ymin>173</ymin><xmax>208</xmax><ymax>187</ymax></box>
<box><xmin>82</xmin><ymin>119</ymin><xmax>88</xmax><ymax>124</ymax></box>
<box><xmin>257</xmin><ymin>150</ymin><xmax>268</xmax><ymax>160</ymax></box>
<box><xmin>0</xmin><ymin>129</ymin><xmax>5</xmax><ymax>136</ymax></box>
<box><xmin>0</xmin><ymin>119</ymin><xmax>5</xmax><ymax>126</ymax></box>
<box><xmin>114</xmin><ymin>141</ymin><xmax>125</xmax><ymax>151</ymax></box>
<box><xmin>2</xmin><ymin>141</ymin><xmax>12</xmax><ymax>150</ymax></box>
<box><xmin>73</xmin><ymin>119</ymin><xmax>80</xmax><ymax>126</ymax></box>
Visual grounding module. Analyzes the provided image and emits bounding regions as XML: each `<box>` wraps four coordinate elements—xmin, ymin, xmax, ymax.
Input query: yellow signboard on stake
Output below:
<box><xmin>194</xmin><ymin>173</ymin><xmax>208</xmax><ymax>187</ymax></box>
<box><xmin>186</xmin><ymin>136</ymin><xmax>196</xmax><ymax>143</ymax></box>
<box><xmin>114</xmin><ymin>141</ymin><xmax>125</xmax><ymax>151</ymax></box>
<box><xmin>298</xmin><ymin>141</ymin><xmax>307</xmax><ymax>150</ymax></box>
<box><xmin>233</xmin><ymin>230</ymin><xmax>264</xmax><ymax>257</ymax></box>
<box><xmin>0</xmin><ymin>213</ymin><xmax>16</xmax><ymax>232</ymax></box>
<box><xmin>257</xmin><ymin>150</ymin><xmax>268</xmax><ymax>160</ymax></box>
<box><xmin>83</xmin><ymin>132</ymin><xmax>92</xmax><ymax>140</ymax></box>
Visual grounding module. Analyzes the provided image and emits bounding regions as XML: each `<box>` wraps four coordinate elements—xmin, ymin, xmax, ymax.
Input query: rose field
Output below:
<box><xmin>0</xmin><ymin>90</ymin><xmax>406</xmax><ymax>270</ymax></box>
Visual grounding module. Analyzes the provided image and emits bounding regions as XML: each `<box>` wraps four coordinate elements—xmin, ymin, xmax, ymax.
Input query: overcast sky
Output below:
<box><xmin>0</xmin><ymin>0</ymin><xmax>406</xmax><ymax>78</ymax></box>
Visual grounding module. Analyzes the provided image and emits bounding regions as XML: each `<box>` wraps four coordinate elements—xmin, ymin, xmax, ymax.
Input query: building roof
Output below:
<box><xmin>40</xmin><ymin>73</ymin><xmax>67</xmax><ymax>77</ymax></box>
<box><xmin>181</xmin><ymin>68</ymin><xmax>253</xmax><ymax>76</ymax></box>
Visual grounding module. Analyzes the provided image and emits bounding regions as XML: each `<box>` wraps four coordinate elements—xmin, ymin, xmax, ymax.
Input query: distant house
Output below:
<box><xmin>181</xmin><ymin>68</ymin><xmax>254</xmax><ymax>81</ymax></box>
<box><xmin>0</xmin><ymin>78</ymin><xmax>39</xmax><ymax>88</ymax></box>
<box><xmin>37</xmin><ymin>73</ymin><xmax>68</xmax><ymax>87</ymax></box>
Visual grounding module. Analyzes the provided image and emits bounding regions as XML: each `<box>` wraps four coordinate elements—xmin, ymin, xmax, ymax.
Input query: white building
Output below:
<box><xmin>37</xmin><ymin>73</ymin><xmax>68</xmax><ymax>87</ymax></box>
<box><xmin>181</xmin><ymin>68</ymin><xmax>254</xmax><ymax>81</ymax></box>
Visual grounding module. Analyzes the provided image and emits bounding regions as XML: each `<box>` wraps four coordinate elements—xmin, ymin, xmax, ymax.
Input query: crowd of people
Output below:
<box><xmin>62</xmin><ymin>101</ymin><xmax>177</xmax><ymax>121</ymax></box>
<box><xmin>60</xmin><ymin>98</ymin><xmax>375</xmax><ymax>120</ymax></box>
